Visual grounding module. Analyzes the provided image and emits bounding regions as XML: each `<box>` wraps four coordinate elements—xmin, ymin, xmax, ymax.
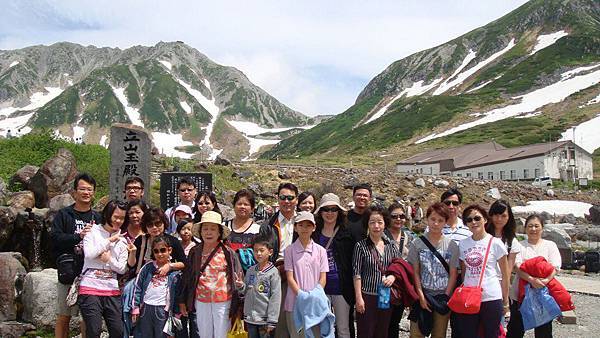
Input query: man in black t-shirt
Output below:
<box><xmin>347</xmin><ymin>183</ymin><xmax>372</xmax><ymax>242</ymax></box>
<box><xmin>51</xmin><ymin>173</ymin><xmax>102</xmax><ymax>338</ymax></box>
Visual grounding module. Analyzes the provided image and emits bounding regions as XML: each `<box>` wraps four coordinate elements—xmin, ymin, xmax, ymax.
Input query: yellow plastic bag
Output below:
<box><xmin>227</xmin><ymin>318</ymin><xmax>248</xmax><ymax>338</ymax></box>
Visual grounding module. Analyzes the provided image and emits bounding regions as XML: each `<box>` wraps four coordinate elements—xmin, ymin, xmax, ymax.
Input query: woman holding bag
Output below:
<box><xmin>453</xmin><ymin>204</ymin><xmax>509</xmax><ymax>338</ymax></box>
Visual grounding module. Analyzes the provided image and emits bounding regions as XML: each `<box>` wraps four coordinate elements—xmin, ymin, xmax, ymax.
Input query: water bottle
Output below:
<box><xmin>377</xmin><ymin>283</ymin><xmax>391</xmax><ymax>309</ymax></box>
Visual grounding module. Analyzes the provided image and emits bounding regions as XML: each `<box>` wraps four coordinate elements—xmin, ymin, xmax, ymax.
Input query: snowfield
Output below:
<box><xmin>560</xmin><ymin>113</ymin><xmax>600</xmax><ymax>153</ymax></box>
<box><xmin>151</xmin><ymin>132</ymin><xmax>194</xmax><ymax>159</ymax></box>
<box><xmin>0</xmin><ymin>87</ymin><xmax>64</xmax><ymax>137</ymax></box>
<box><xmin>159</xmin><ymin>60</ymin><xmax>173</xmax><ymax>71</ymax></box>
<box><xmin>8</xmin><ymin>61</ymin><xmax>19</xmax><ymax>68</ymax></box>
<box><xmin>530</xmin><ymin>31</ymin><xmax>568</xmax><ymax>55</ymax></box>
<box><xmin>417</xmin><ymin>66</ymin><xmax>600</xmax><ymax>144</ymax></box>
<box><xmin>433</xmin><ymin>39</ymin><xmax>515</xmax><ymax>96</ymax></box>
<box><xmin>227</xmin><ymin>120</ymin><xmax>312</xmax><ymax>136</ymax></box>
<box><xmin>111</xmin><ymin>86</ymin><xmax>144</xmax><ymax>127</ymax></box>
<box><xmin>513</xmin><ymin>200</ymin><xmax>593</xmax><ymax>218</ymax></box>
<box><xmin>366</xmin><ymin>78</ymin><xmax>443</xmax><ymax>124</ymax></box>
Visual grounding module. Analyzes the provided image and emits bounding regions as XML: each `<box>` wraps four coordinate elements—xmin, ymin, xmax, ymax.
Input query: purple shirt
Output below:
<box><xmin>283</xmin><ymin>239</ymin><xmax>329</xmax><ymax>312</ymax></box>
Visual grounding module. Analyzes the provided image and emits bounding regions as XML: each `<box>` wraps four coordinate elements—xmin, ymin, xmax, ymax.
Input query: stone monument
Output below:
<box><xmin>160</xmin><ymin>172</ymin><xmax>212</xmax><ymax>210</ymax></box>
<box><xmin>109</xmin><ymin>124</ymin><xmax>151</xmax><ymax>201</ymax></box>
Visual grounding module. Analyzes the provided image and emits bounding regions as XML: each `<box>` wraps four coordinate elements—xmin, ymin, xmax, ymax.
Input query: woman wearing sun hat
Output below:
<box><xmin>177</xmin><ymin>211</ymin><xmax>242</xmax><ymax>338</ymax></box>
<box><xmin>312</xmin><ymin>193</ymin><xmax>356</xmax><ymax>338</ymax></box>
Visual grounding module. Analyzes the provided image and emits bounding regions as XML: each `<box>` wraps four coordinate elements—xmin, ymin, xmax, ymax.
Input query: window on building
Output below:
<box><xmin>510</xmin><ymin>170</ymin><xmax>516</xmax><ymax>180</ymax></box>
<box><xmin>569</xmin><ymin>147</ymin><xmax>576</xmax><ymax>161</ymax></box>
<box><xmin>457</xmin><ymin>173</ymin><xmax>462</xmax><ymax>177</ymax></box>
<box><xmin>488</xmin><ymin>172</ymin><xmax>494</xmax><ymax>180</ymax></box>
<box><xmin>524</xmin><ymin>169</ymin><xmax>529</xmax><ymax>179</ymax></box>
<box><xmin>500</xmin><ymin>171</ymin><xmax>506</xmax><ymax>180</ymax></box>
<box><xmin>466</xmin><ymin>172</ymin><xmax>472</xmax><ymax>178</ymax></box>
<box><xmin>478</xmin><ymin>172</ymin><xmax>484</xmax><ymax>179</ymax></box>
<box><xmin>534</xmin><ymin>168</ymin><xmax>541</xmax><ymax>178</ymax></box>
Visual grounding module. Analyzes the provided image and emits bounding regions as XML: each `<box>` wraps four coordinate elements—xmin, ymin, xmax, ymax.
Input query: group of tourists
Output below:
<box><xmin>50</xmin><ymin>173</ymin><xmax>570</xmax><ymax>338</ymax></box>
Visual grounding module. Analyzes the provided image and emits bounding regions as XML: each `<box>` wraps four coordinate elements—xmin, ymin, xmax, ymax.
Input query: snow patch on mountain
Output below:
<box><xmin>433</xmin><ymin>39</ymin><xmax>515</xmax><ymax>95</ymax></box>
<box><xmin>561</xmin><ymin>64</ymin><xmax>600</xmax><ymax>80</ymax></box>
<box><xmin>8</xmin><ymin>61</ymin><xmax>19</xmax><ymax>68</ymax></box>
<box><xmin>176</xmin><ymin>78</ymin><xmax>221</xmax><ymax>159</ymax></box>
<box><xmin>513</xmin><ymin>200</ymin><xmax>592</xmax><ymax>218</ymax></box>
<box><xmin>227</xmin><ymin>120</ymin><xmax>311</xmax><ymax>136</ymax></box>
<box><xmin>73</xmin><ymin>126</ymin><xmax>85</xmax><ymax>143</ymax></box>
<box><xmin>152</xmin><ymin>132</ymin><xmax>193</xmax><ymax>159</ymax></box>
<box><xmin>530</xmin><ymin>31</ymin><xmax>568</xmax><ymax>55</ymax></box>
<box><xmin>466</xmin><ymin>75</ymin><xmax>503</xmax><ymax>93</ymax></box>
<box><xmin>366</xmin><ymin>78</ymin><xmax>444</xmax><ymax>124</ymax></box>
<box><xmin>159</xmin><ymin>60</ymin><xmax>173</xmax><ymax>70</ymax></box>
<box><xmin>0</xmin><ymin>87</ymin><xmax>64</xmax><ymax>137</ymax></box>
<box><xmin>99</xmin><ymin>135</ymin><xmax>108</xmax><ymax>148</ymax></box>
<box><xmin>560</xmin><ymin>113</ymin><xmax>600</xmax><ymax>153</ymax></box>
<box><xmin>515</xmin><ymin>111</ymin><xmax>542</xmax><ymax>119</ymax></box>
<box><xmin>582</xmin><ymin>92</ymin><xmax>600</xmax><ymax>107</ymax></box>
<box><xmin>111</xmin><ymin>86</ymin><xmax>144</xmax><ymax>127</ymax></box>
<box><xmin>243</xmin><ymin>137</ymin><xmax>280</xmax><ymax>161</ymax></box>
<box><xmin>180</xmin><ymin>101</ymin><xmax>192</xmax><ymax>114</ymax></box>
<box><xmin>417</xmin><ymin>67</ymin><xmax>600</xmax><ymax>144</ymax></box>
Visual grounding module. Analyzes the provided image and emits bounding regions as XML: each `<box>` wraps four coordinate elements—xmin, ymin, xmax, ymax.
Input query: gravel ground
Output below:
<box><xmin>391</xmin><ymin>292</ymin><xmax>598</xmax><ymax>337</ymax></box>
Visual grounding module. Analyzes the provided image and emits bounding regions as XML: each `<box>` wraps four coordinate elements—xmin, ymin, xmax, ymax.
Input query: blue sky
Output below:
<box><xmin>1</xmin><ymin>0</ymin><xmax>529</xmax><ymax>116</ymax></box>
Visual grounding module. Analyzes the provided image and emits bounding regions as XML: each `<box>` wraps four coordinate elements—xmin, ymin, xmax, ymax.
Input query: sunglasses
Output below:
<box><xmin>279</xmin><ymin>195</ymin><xmax>296</xmax><ymax>201</ymax></box>
<box><xmin>179</xmin><ymin>188</ymin><xmax>195</xmax><ymax>192</ymax></box>
<box><xmin>443</xmin><ymin>200</ymin><xmax>460</xmax><ymax>206</ymax></box>
<box><xmin>390</xmin><ymin>213</ymin><xmax>406</xmax><ymax>219</ymax></box>
<box><xmin>465</xmin><ymin>216</ymin><xmax>483</xmax><ymax>223</ymax></box>
<box><xmin>152</xmin><ymin>247</ymin><xmax>168</xmax><ymax>254</ymax></box>
<box><xmin>321</xmin><ymin>207</ymin><xmax>339</xmax><ymax>213</ymax></box>
<box><xmin>147</xmin><ymin>222</ymin><xmax>163</xmax><ymax>229</ymax></box>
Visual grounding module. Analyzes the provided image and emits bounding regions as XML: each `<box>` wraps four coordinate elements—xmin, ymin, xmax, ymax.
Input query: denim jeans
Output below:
<box><xmin>247</xmin><ymin>323</ymin><xmax>275</xmax><ymax>338</ymax></box>
<box><xmin>135</xmin><ymin>304</ymin><xmax>168</xmax><ymax>338</ymax></box>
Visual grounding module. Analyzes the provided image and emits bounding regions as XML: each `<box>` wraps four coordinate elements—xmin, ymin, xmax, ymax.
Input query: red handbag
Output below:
<box><xmin>448</xmin><ymin>237</ymin><xmax>493</xmax><ymax>314</ymax></box>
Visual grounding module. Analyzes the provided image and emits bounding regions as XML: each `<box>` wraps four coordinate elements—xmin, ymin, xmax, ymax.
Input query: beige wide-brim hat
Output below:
<box><xmin>314</xmin><ymin>193</ymin><xmax>347</xmax><ymax>214</ymax></box>
<box><xmin>192</xmin><ymin>211</ymin><xmax>230</xmax><ymax>240</ymax></box>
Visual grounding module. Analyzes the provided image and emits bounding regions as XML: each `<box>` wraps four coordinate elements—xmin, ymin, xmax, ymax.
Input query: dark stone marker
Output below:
<box><xmin>109</xmin><ymin>124</ymin><xmax>152</xmax><ymax>201</ymax></box>
<box><xmin>160</xmin><ymin>172</ymin><xmax>212</xmax><ymax>210</ymax></box>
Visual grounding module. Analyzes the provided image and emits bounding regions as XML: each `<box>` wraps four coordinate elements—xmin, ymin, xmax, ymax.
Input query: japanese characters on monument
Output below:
<box><xmin>109</xmin><ymin>124</ymin><xmax>151</xmax><ymax>201</ymax></box>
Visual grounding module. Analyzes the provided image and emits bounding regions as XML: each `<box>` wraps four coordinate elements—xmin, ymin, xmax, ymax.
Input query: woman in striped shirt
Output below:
<box><xmin>353</xmin><ymin>205</ymin><xmax>402</xmax><ymax>338</ymax></box>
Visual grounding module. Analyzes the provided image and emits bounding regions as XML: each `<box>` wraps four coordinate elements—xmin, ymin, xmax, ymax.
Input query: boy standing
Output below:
<box><xmin>235</xmin><ymin>235</ymin><xmax>282</xmax><ymax>338</ymax></box>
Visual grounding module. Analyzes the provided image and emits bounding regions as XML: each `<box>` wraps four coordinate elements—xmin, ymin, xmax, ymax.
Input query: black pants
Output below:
<box><xmin>455</xmin><ymin>299</ymin><xmax>503</xmax><ymax>338</ymax></box>
<box><xmin>387</xmin><ymin>305</ymin><xmax>404</xmax><ymax>338</ymax></box>
<box><xmin>78</xmin><ymin>294</ymin><xmax>123</xmax><ymax>338</ymax></box>
<box><xmin>506</xmin><ymin>300</ymin><xmax>553</xmax><ymax>338</ymax></box>
<box><xmin>175</xmin><ymin>311</ymin><xmax>199</xmax><ymax>338</ymax></box>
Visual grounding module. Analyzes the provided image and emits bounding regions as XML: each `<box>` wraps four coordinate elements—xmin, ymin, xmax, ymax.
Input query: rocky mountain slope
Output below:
<box><xmin>263</xmin><ymin>0</ymin><xmax>600</xmax><ymax>165</ymax></box>
<box><xmin>0</xmin><ymin>41</ymin><xmax>313</xmax><ymax>160</ymax></box>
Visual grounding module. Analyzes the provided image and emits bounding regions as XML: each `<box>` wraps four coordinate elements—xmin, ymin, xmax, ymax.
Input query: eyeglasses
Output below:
<box><xmin>443</xmin><ymin>200</ymin><xmax>460</xmax><ymax>206</ymax></box>
<box><xmin>321</xmin><ymin>207</ymin><xmax>339</xmax><ymax>213</ymax></box>
<box><xmin>390</xmin><ymin>213</ymin><xmax>406</xmax><ymax>219</ymax></box>
<box><xmin>125</xmin><ymin>186</ymin><xmax>142</xmax><ymax>191</ymax></box>
<box><xmin>465</xmin><ymin>216</ymin><xmax>483</xmax><ymax>223</ymax></box>
<box><xmin>152</xmin><ymin>247</ymin><xmax>168</xmax><ymax>254</ymax></box>
<box><xmin>147</xmin><ymin>222</ymin><xmax>163</xmax><ymax>229</ymax></box>
<box><xmin>179</xmin><ymin>188</ymin><xmax>195</xmax><ymax>192</ymax></box>
<box><xmin>279</xmin><ymin>195</ymin><xmax>296</xmax><ymax>201</ymax></box>
<box><xmin>354</xmin><ymin>193</ymin><xmax>370</xmax><ymax>198</ymax></box>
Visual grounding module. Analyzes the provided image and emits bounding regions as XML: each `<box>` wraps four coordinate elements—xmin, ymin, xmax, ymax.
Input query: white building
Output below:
<box><xmin>396</xmin><ymin>141</ymin><xmax>593</xmax><ymax>181</ymax></box>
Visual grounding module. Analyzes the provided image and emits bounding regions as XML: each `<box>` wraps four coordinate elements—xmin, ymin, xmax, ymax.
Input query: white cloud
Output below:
<box><xmin>0</xmin><ymin>0</ymin><xmax>530</xmax><ymax>116</ymax></box>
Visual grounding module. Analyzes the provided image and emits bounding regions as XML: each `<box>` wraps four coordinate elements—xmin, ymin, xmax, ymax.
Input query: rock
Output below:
<box><xmin>214</xmin><ymin>155</ymin><xmax>232</xmax><ymax>166</ymax></box>
<box><xmin>8</xmin><ymin>191</ymin><xmax>35</xmax><ymax>210</ymax></box>
<box><xmin>0</xmin><ymin>252</ymin><xmax>27</xmax><ymax>321</ymax></box>
<box><xmin>94</xmin><ymin>195</ymin><xmax>110</xmax><ymax>213</ymax></box>
<box><xmin>28</xmin><ymin>148</ymin><xmax>78</xmax><ymax>208</ymax></box>
<box><xmin>486</xmin><ymin>188</ymin><xmax>501</xmax><ymax>200</ymax></box>
<box><xmin>48</xmin><ymin>193</ymin><xmax>75</xmax><ymax>213</ymax></box>
<box><xmin>589</xmin><ymin>205</ymin><xmax>600</xmax><ymax>224</ymax></box>
<box><xmin>232</xmin><ymin>170</ymin><xmax>253</xmax><ymax>179</ymax></box>
<box><xmin>278</xmin><ymin>170</ymin><xmax>291</xmax><ymax>180</ymax></box>
<box><xmin>0</xmin><ymin>321</ymin><xmax>36</xmax><ymax>338</ymax></box>
<box><xmin>22</xmin><ymin>269</ymin><xmax>62</xmax><ymax>329</ymax></box>
<box><xmin>433</xmin><ymin>179</ymin><xmax>449</xmax><ymax>188</ymax></box>
<box><xmin>559</xmin><ymin>214</ymin><xmax>577</xmax><ymax>225</ymax></box>
<box><xmin>0</xmin><ymin>178</ymin><xmax>7</xmax><ymax>204</ymax></box>
<box><xmin>546</xmin><ymin>189</ymin><xmax>555</xmax><ymax>197</ymax></box>
<box><xmin>9</xmin><ymin>165</ymin><xmax>39</xmax><ymax>190</ymax></box>
<box><xmin>540</xmin><ymin>211</ymin><xmax>554</xmax><ymax>223</ymax></box>
<box><xmin>218</xmin><ymin>203</ymin><xmax>235</xmax><ymax>221</ymax></box>
<box><xmin>194</xmin><ymin>162</ymin><xmax>208</xmax><ymax>171</ymax></box>
<box><xmin>543</xmin><ymin>224</ymin><xmax>572</xmax><ymax>249</ymax></box>
<box><xmin>415</xmin><ymin>178</ymin><xmax>426</xmax><ymax>188</ymax></box>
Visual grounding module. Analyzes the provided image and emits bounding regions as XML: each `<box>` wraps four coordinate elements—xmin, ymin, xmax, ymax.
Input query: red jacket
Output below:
<box><xmin>386</xmin><ymin>258</ymin><xmax>419</xmax><ymax>307</ymax></box>
<box><xmin>518</xmin><ymin>256</ymin><xmax>574</xmax><ymax>311</ymax></box>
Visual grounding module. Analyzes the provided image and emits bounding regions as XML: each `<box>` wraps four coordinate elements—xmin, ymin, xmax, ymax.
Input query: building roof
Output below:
<box><xmin>397</xmin><ymin>140</ymin><xmax>584</xmax><ymax>171</ymax></box>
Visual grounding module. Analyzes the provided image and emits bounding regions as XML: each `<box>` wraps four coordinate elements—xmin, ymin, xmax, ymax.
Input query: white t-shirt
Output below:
<box><xmin>459</xmin><ymin>235</ymin><xmax>507</xmax><ymax>302</ymax></box>
<box><xmin>509</xmin><ymin>239</ymin><xmax>561</xmax><ymax>300</ymax></box>
<box><xmin>143</xmin><ymin>273</ymin><xmax>168</xmax><ymax>306</ymax></box>
<box><xmin>495</xmin><ymin>237</ymin><xmax>521</xmax><ymax>279</ymax></box>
